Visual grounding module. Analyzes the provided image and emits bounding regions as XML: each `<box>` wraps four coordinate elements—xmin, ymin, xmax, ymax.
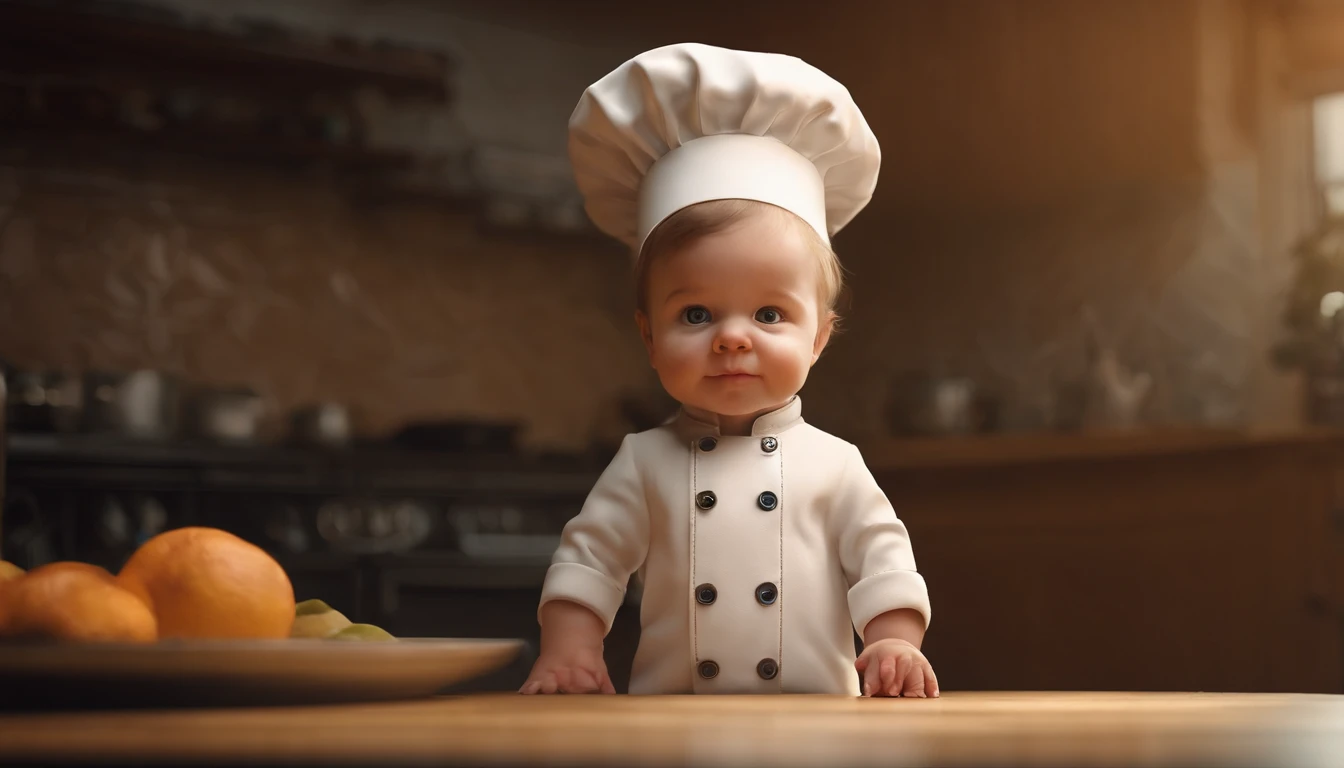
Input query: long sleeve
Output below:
<box><xmin>538</xmin><ymin>434</ymin><xmax>650</xmax><ymax>633</ymax></box>
<box><xmin>832</xmin><ymin>443</ymin><xmax>931</xmax><ymax>639</ymax></box>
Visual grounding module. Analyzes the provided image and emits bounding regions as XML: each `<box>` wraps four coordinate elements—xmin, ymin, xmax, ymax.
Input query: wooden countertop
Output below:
<box><xmin>2</xmin><ymin>692</ymin><xmax>1343</xmax><ymax>767</ymax></box>
<box><xmin>858</xmin><ymin>426</ymin><xmax>1344</xmax><ymax>470</ymax></box>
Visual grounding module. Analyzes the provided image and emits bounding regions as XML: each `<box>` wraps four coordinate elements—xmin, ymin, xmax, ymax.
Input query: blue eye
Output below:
<box><xmin>683</xmin><ymin>306</ymin><xmax>711</xmax><ymax>325</ymax></box>
<box><xmin>755</xmin><ymin>307</ymin><xmax>781</xmax><ymax>324</ymax></box>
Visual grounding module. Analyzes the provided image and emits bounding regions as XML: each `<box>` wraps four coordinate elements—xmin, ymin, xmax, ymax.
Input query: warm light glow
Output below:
<box><xmin>1320</xmin><ymin>291</ymin><xmax>1344</xmax><ymax>318</ymax></box>
<box><xmin>1315</xmin><ymin>92</ymin><xmax>1344</xmax><ymax>212</ymax></box>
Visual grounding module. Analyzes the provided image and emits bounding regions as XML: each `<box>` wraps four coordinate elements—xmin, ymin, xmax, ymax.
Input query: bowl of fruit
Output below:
<box><xmin>0</xmin><ymin>527</ymin><xmax>523</xmax><ymax>708</ymax></box>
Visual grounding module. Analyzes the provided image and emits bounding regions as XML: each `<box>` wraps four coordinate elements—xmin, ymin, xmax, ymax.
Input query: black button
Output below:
<box><xmin>698</xmin><ymin>660</ymin><xmax>719</xmax><ymax>679</ymax></box>
<box><xmin>698</xmin><ymin>436</ymin><xmax>717</xmax><ymax>452</ymax></box>
<box><xmin>757</xmin><ymin>658</ymin><xmax>778</xmax><ymax>680</ymax></box>
<box><xmin>761</xmin><ymin>437</ymin><xmax>778</xmax><ymax>452</ymax></box>
<box><xmin>695</xmin><ymin>583</ymin><xmax>717</xmax><ymax>605</ymax></box>
<box><xmin>755</xmin><ymin>582</ymin><xmax>778</xmax><ymax>606</ymax></box>
<box><xmin>757</xmin><ymin>491</ymin><xmax>777</xmax><ymax>511</ymax></box>
<box><xmin>696</xmin><ymin>491</ymin><xmax>717</xmax><ymax>510</ymax></box>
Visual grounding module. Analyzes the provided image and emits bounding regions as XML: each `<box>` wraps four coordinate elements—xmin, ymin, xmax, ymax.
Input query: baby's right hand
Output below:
<box><xmin>519</xmin><ymin>646</ymin><xmax>615</xmax><ymax>694</ymax></box>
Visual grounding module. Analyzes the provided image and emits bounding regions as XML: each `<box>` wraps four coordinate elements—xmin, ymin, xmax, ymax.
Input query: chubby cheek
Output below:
<box><xmin>649</xmin><ymin>330</ymin><xmax>708</xmax><ymax>389</ymax></box>
<box><xmin>756</xmin><ymin>335</ymin><xmax>813</xmax><ymax>390</ymax></box>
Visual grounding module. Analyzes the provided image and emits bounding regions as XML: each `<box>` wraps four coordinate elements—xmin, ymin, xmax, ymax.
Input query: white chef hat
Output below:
<box><xmin>568</xmin><ymin>43</ymin><xmax>880</xmax><ymax>254</ymax></box>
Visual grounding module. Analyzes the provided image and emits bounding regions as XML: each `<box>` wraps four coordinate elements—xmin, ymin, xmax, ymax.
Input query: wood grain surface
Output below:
<box><xmin>2</xmin><ymin>691</ymin><xmax>1343</xmax><ymax>767</ymax></box>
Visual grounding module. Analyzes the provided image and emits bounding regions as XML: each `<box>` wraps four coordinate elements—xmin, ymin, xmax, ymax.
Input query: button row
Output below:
<box><xmin>697</xmin><ymin>436</ymin><xmax>779</xmax><ymax>453</ymax></box>
<box><xmin>695</xmin><ymin>490</ymin><xmax>776</xmax><ymax>512</ymax></box>
<box><xmin>694</xmin><ymin>582</ymin><xmax>778</xmax><ymax>606</ymax></box>
<box><xmin>697</xmin><ymin>659</ymin><xmax>779</xmax><ymax>680</ymax></box>
<box><xmin>693</xmin><ymin>433</ymin><xmax>782</xmax><ymax>686</ymax></box>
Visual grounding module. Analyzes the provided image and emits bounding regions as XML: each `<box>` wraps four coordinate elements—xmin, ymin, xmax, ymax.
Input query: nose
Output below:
<box><xmin>712</xmin><ymin>319</ymin><xmax>753</xmax><ymax>353</ymax></box>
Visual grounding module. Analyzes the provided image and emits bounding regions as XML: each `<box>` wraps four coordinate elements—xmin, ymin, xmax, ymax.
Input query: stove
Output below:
<box><xmin>1</xmin><ymin>432</ymin><xmax>643</xmax><ymax>692</ymax></box>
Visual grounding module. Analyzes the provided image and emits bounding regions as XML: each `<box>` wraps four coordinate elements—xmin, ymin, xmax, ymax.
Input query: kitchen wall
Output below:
<box><xmin>0</xmin><ymin>0</ymin><xmax>662</xmax><ymax>452</ymax></box>
<box><xmin>743</xmin><ymin>0</ymin><xmax>1292</xmax><ymax>435</ymax></box>
<box><xmin>0</xmin><ymin>0</ymin><xmax>1327</xmax><ymax>448</ymax></box>
<box><xmin>0</xmin><ymin>148</ymin><xmax>656</xmax><ymax>451</ymax></box>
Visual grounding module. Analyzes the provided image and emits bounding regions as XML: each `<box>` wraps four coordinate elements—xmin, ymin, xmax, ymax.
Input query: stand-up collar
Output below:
<box><xmin>672</xmin><ymin>396</ymin><xmax>805</xmax><ymax>442</ymax></box>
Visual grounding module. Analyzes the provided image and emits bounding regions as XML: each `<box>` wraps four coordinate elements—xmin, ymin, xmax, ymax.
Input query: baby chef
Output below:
<box><xmin>520</xmin><ymin>43</ymin><xmax>937</xmax><ymax>698</ymax></box>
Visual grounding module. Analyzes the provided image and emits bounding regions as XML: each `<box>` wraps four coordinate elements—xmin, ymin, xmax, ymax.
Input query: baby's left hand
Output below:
<box><xmin>855</xmin><ymin>639</ymin><xmax>939</xmax><ymax>698</ymax></box>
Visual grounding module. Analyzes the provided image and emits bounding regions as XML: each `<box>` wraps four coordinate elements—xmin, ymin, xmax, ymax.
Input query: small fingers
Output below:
<box><xmin>888</xmin><ymin>655</ymin><xmax>914</xmax><ymax>698</ymax></box>
<box><xmin>568</xmin><ymin>668</ymin><xmax>600</xmax><ymax>694</ymax></box>
<box><xmin>553</xmin><ymin>667</ymin><xmax>574</xmax><ymax>693</ymax></box>
<box><xmin>600</xmin><ymin>671</ymin><xmax>617</xmax><ymax>695</ymax></box>
<box><xmin>538</xmin><ymin>673</ymin><xmax>559</xmax><ymax>695</ymax></box>
<box><xmin>927</xmin><ymin>663</ymin><xmax>941</xmax><ymax>698</ymax></box>
<box><xmin>863</xmin><ymin>658</ymin><xmax>883</xmax><ymax>697</ymax></box>
<box><xmin>879</xmin><ymin>656</ymin><xmax>897</xmax><ymax>697</ymax></box>
<box><xmin>902</xmin><ymin>660</ymin><xmax>927</xmax><ymax>698</ymax></box>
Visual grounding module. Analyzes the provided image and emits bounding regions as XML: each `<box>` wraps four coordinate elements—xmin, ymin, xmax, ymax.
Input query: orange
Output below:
<box><xmin>0</xmin><ymin>560</ymin><xmax>24</xmax><ymax>583</ymax></box>
<box><xmin>0</xmin><ymin>561</ymin><xmax>157</xmax><ymax>642</ymax></box>
<box><xmin>117</xmin><ymin>527</ymin><xmax>295</xmax><ymax>640</ymax></box>
<box><xmin>22</xmin><ymin>561</ymin><xmax>111</xmax><ymax>581</ymax></box>
<box><xmin>0</xmin><ymin>561</ymin><xmax>25</xmax><ymax>615</ymax></box>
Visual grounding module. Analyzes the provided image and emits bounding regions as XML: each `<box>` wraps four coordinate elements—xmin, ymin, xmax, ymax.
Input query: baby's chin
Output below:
<box><xmin>680</xmin><ymin>389</ymin><xmax>794</xmax><ymax>418</ymax></box>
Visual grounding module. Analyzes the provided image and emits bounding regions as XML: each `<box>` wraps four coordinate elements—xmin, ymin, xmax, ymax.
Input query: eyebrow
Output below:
<box><xmin>659</xmin><ymin>287</ymin><xmax>809</xmax><ymax>306</ymax></box>
<box><xmin>661</xmin><ymin>287</ymin><xmax>698</xmax><ymax>303</ymax></box>
<box><xmin>762</xmin><ymin>289</ymin><xmax>807</xmax><ymax>306</ymax></box>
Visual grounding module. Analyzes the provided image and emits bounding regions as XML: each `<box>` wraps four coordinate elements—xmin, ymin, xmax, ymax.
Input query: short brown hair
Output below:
<box><xmin>634</xmin><ymin>200</ymin><xmax>844</xmax><ymax>321</ymax></box>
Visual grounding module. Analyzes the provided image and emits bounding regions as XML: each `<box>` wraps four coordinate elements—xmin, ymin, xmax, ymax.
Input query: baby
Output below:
<box><xmin>520</xmin><ymin>44</ymin><xmax>936</xmax><ymax>698</ymax></box>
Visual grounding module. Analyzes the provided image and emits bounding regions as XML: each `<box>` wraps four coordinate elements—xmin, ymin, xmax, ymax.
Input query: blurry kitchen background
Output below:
<box><xmin>3</xmin><ymin>0</ymin><xmax>1344</xmax><ymax>694</ymax></box>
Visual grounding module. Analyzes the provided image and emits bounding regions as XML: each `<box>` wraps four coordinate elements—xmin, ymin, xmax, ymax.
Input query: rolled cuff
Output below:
<box><xmin>539</xmin><ymin>562</ymin><xmax>626</xmax><ymax>632</ymax></box>
<box><xmin>847</xmin><ymin>569</ymin><xmax>932</xmax><ymax>639</ymax></box>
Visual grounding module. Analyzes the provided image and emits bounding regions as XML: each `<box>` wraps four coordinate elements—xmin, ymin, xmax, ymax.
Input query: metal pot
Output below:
<box><xmin>83</xmin><ymin>369</ymin><xmax>179</xmax><ymax>439</ymax></box>
<box><xmin>192</xmin><ymin>387</ymin><xmax>266</xmax><ymax>444</ymax></box>
<box><xmin>289</xmin><ymin>402</ymin><xmax>351</xmax><ymax>448</ymax></box>
<box><xmin>888</xmin><ymin>373</ymin><xmax>997</xmax><ymax>437</ymax></box>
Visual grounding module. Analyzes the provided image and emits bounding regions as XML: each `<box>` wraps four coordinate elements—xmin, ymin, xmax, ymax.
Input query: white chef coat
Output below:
<box><xmin>539</xmin><ymin>396</ymin><xmax>930</xmax><ymax>694</ymax></box>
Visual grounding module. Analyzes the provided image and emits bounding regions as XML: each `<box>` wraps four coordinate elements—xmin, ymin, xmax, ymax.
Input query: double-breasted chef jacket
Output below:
<box><xmin>539</xmin><ymin>396</ymin><xmax>931</xmax><ymax>695</ymax></box>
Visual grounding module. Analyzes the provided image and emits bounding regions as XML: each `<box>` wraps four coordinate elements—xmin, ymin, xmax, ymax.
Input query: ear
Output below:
<box><xmin>811</xmin><ymin>311</ymin><xmax>835</xmax><ymax>365</ymax></box>
<box><xmin>635</xmin><ymin>310</ymin><xmax>656</xmax><ymax>366</ymax></box>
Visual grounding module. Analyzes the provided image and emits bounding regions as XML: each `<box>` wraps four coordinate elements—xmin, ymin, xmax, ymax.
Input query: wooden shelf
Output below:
<box><xmin>1</xmin><ymin>121</ymin><xmax>416</xmax><ymax>173</ymax></box>
<box><xmin>858</xmin><ymin>426</ymin><xmax>1344</xmax><ymax>470</ymax></box>
<box><xmin>0</xmin><ymin>0</ymin><xmax>449</xmax><ymax>101</ymax></box>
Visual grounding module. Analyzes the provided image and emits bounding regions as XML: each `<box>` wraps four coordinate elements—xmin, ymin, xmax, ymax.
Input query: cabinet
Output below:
<box><xmin>865</xmin><ymin>429</ymin><xmax>1344</xmax><ymax>693</ymax></box>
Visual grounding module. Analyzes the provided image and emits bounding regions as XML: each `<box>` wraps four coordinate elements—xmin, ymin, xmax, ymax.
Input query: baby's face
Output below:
<box><xmin>637</xmin><ymin>211</ymin><xmax>832</xmax><ymax>420</ymax></box>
